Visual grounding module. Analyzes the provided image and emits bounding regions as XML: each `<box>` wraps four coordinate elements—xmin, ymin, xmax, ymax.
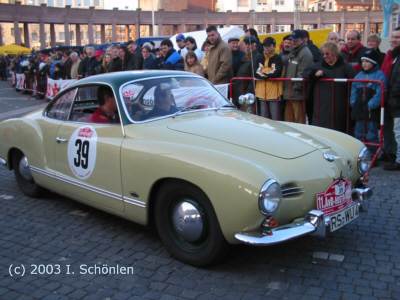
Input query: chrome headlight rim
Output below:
<box><xmin>259</xmin><ymin>179</ymin><xmax>282</xmax><ymax>216</ymax></box>
<box><xmin>358</xmin><ymin>147</ymin><xmax>371</xmax><ymax>174</ymax></box>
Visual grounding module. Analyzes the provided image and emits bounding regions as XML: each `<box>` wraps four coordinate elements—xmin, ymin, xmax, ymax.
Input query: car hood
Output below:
<box><xmin>167</xmin><ymin>111</ymin><xmax>330</xmax><ymax>159</ymax></box>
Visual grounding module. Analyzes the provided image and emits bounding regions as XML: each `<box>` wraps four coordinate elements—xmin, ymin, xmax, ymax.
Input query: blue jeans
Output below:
<box><xmin>355</xmin><ymin>120</ymin><xmax>379</xmax><ymax>152</ymax></box>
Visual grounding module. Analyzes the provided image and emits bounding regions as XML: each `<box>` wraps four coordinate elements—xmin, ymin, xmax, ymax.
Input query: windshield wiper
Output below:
<box><xmin>172</xmin><ymin>104</ymin><xmax>210</xmax><ymax>117</ymax></box>
<box><xmin>216</xmin><ymin>104</ymin><xmax>237</xmax><ymax>110</ymax></box>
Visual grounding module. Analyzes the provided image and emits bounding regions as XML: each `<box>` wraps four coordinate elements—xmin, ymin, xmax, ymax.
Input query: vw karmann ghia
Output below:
<box><xmin>0</xmin><ymin>71</ymin><xmax>372</xmax><ymax>267</ymax></box>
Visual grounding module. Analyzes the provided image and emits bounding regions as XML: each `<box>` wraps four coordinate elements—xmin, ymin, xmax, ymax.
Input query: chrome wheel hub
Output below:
<box><xmin>19</xmin><ymin>156</ymin><xmax>33</xmax><ymax>181</ymax></box>
<box><xmin>172</xmin><ymin>201</ymin><xmax>203</xmax><ymax>242</ymax></box>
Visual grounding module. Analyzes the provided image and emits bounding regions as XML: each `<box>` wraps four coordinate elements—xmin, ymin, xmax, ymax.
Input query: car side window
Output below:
<box><xmin>70</xmin><ymin>86</ymin><xmax>100</xmax><ymax>122</ymax></box>
<box><xmin>46</xmin><ymin>88</ymin><xmax>77</xmax><ymax>120</ymax></box>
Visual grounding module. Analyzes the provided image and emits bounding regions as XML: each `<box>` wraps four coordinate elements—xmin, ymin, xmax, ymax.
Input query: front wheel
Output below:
<box><xmin>154</xmin><ymin>181</ymin><xmax>230</xmax><ymax>267</ymax></box>
<box><xmin>13</xmin><ymin>151</ymin><xmax>45</xmax><ymax>198</ymax></box>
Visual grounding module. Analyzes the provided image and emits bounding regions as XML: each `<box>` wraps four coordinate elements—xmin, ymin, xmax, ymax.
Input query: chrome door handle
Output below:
<box><xmin>56</xmin><ymin>136</ymin><xmax>68</xmax><ymax>143</ymax></box>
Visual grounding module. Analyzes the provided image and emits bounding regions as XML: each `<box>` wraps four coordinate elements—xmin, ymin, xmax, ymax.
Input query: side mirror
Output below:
<box><xmin>238</xmin><ymin>93</ymin><xmax>255</xmax><ymax>105</ymax></box>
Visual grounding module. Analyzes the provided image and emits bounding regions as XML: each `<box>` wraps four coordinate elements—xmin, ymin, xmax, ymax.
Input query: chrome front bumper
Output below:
<box><xmin>235</xmin><ymin>187</ymin><xmax>372</xmax><ymax>246</ymax></box>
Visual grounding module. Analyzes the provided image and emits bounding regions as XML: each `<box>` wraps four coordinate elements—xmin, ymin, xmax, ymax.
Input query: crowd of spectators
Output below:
<box><xmin>2</xmin><ymin>25</ymin><xmax>400</xmax><ymax>170</ymax></box>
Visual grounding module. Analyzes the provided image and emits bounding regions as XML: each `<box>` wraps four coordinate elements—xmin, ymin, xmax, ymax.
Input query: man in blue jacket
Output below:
<box><xmin>160</xmin><ymin>39</ymin><xmax>184</xmax><ymax>70</ymax></box>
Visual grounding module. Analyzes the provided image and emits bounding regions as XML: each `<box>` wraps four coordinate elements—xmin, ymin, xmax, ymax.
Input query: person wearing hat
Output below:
<box><xmin>232</xmin><ymin>36</ymin><xmax>261</xmax><ymax>109</ymax></box>
<box><xmin>206</xmin><ymin>25</ymin><xmax>232</xmax><ymax>85</ymax></box>
<box><xmin>254</xmin><ymin>37</ymin><xmax>284</xmax><ymax>120</ymax></box>
<box><xmin>228</xmin><ymin>37</ymin><xmax>245</xmax><ymax>77</ymax></box>
<box><xmin>283</xmin><ymin>29</ymin><xmax>313</xmax><ymax>124</ymax></box>
<box><xmin>350</xmin><ymin>49</ymin><xmax>387</xmax><ymax>160</ymax></box>
<box><xmin>176</xmin><ymin>34</ymin><xmax>188</xmax><ymax>59</ymax></box>
<box><xmin>279</xmin><ymin>34</ymin><xmax>292</xmax><ymax>69</ymax></box>
<box><xmin>94</xmin><ymin>49</ymin><xmax>105</xmax><ymax>74</ymax></box>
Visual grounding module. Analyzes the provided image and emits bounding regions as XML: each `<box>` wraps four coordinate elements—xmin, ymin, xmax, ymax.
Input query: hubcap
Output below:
<box><xmin>172</xmin><ymin>201</ymin><xmax>203</xmax><ymax>242</ymax></box>
<box><xmin>19</xmin><ymin>156</ymin><xmax>33</xmax><ymax>181</ymax></box>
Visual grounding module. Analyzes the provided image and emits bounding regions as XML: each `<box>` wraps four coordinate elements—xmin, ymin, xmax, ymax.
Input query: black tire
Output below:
<box><xmin>13</xmin><ymin>150</ymin><xmax>45</xmax><ymax>198</ymax></box>
<box><xmin>154</xmin><ymin>180</ymin><xmax>230</xmax><ymax>267</ymax></box>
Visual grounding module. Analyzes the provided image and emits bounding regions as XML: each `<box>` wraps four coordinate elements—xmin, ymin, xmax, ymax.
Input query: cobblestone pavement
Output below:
<box><xmin>0</xmin><ymin>79</ymin><xmax>399</xmax><ymax>299</ymax></box>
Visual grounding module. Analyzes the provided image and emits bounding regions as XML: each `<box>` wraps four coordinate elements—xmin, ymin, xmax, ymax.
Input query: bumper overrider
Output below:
<box><xmin>235</xmin><ymin>186</ymin><xmax>372</xmax><ymax>246</ymax></box>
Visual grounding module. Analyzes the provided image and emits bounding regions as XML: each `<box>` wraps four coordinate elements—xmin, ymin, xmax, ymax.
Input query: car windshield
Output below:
<box><xmin>120</xmin><ymin>76</ymin><xmax>235</xmax><ymax>122</ymax></box>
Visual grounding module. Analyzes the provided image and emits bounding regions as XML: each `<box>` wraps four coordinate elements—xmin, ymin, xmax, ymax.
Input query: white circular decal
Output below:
<box><xmin>68</xmin><ymin>126</ymin><xmax>98</xmax><ymax>180</ymax></box>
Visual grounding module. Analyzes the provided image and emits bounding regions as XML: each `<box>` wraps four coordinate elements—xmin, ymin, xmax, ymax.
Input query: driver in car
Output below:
<box><xmin>86</xmin><ymin>86</ymin><xmax>120</xmax><ymax>124</ymax></box>
<box><xmin>144</xmin><ymin>86</ymin><xmax>178</xmax><ymax>119</ymax></box>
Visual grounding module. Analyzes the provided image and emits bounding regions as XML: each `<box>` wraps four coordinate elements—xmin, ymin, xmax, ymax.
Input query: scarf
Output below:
<box><xmin>342</xmin><ymin>42</ymin><xmax>363</xmax><ymax>61</ymax></box>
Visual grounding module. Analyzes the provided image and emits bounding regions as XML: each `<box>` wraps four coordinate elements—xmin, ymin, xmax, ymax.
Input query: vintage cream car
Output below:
<box><xmin>0</xmin><ymin>71</ymin><xmax>372</xmax><ymax>267</ymax></box>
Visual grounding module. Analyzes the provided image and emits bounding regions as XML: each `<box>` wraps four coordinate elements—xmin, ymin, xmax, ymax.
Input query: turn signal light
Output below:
<box><xmin>363</xmin><ymin>176</ymin><xmax>369</xmax><ymax>183</ymax></box>
<box><xmin>268</xmin><ymin>218</ymin><xmax>278</xmax><ymax>228</ymax></box>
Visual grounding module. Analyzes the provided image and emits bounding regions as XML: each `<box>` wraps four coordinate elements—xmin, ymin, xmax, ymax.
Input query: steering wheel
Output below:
<box><xmin>185</xmin><ymin>96</ymin><xmax>218</xmax><ymax>109</ymax></box>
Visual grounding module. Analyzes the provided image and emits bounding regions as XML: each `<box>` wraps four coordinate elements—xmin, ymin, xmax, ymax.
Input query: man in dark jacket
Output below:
<box><xmin>160</xmin><ymin>39</ymin><xmax>184</xmax><ymax>70</ymax></box>
<box><xmin>63</xmin><ymin>50</ymin><xmax>72</xmax><ymax>79</ymax></box>
<box><xmin>78</xmin><ymin>47</ymin><xmax>88</xmax><ymax>77</ymax></box>
<box><xmin>340</xmin><ymin>30</ymin><xmax>368</xmax><ymax>73</ymax></box>
<box><xmin>303</xmin><ymin>30</ymin><xmax>322</xmax><ymax>63</ymax></box>
<box><xmin>85</xmin><ymin>47</ymin><xmax>98</xmax><ymax>76</ymax></box>
<box><xmin>279</xmin><ymin>35</ymin><xmax>292</xmax><ymax>69</ymax></box>
<box><xmin>110</xmin><ymin>45</ymin><xmax>122</xmax><ymax>72</ymax></box>
<box><xmin>245</xmin><ymin>28</ymin><xmax>263</xmax><ymax>54</ymax></box>
<box><xmin>94</xmin><ymin>50</ymin><xmax>105</xmax><ymax>74</ymax></box>
<box><xmin>384</xmin><ymin>27</ymin><xmax>400</xmax><ymax>171</ymax></box>
<box><xmin>127</xmin><ymin>40</ymin><xmax>143</xmax><ymax>70</ymax></box>
<box><xmin>228</xmin><ymin>37</ymin><xmax>245</xmax><ymax>77</ymax></box>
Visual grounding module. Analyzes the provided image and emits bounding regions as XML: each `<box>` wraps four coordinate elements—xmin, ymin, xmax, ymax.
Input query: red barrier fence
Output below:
<box><xmin>230</xmin><ymin>77</ymin><xmax>387</xmax><ymax>172</ymax></box>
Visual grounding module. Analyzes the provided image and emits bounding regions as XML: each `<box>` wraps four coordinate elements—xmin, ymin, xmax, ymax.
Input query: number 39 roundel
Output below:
<box><xmin>68</xmin><ymin>126</ymin><xmax>98</xmax><ymax>180</ymax></box>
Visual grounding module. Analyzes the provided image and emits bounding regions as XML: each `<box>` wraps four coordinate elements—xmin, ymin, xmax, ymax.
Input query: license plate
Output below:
<box><xmin>329</xmin><ymin>204</ymin><xmax>359</xmax><ymax>232</ymax></box>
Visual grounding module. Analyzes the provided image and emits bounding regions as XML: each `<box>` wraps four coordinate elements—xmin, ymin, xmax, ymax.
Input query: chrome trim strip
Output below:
<box><xmin>123</xmin><ymin>197</ymin><xmax>146</xmax><ymax>208</ymax></box>
<box><xmin>281</xmin><ymin>186</ymin><xmax>305</xmax><ymax>197</ymax></box>
<box><xmin>29</xmin><ymin>165</ymin><xmax>146</xmax><ymax>208</ymax></box>
<box><xmin>0</xmin><ymin>157</ymin><xmax>6</xmax><ymax>167</ymax></box>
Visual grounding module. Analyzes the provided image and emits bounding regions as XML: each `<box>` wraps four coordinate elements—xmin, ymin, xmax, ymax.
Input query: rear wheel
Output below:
<box><xmin>13</xmin><ymin>151</ymin><xmax>45</xmax><ymax>198</ymax></box>
<box><xmin>154</xmin><ymin>180</ymin><xmax>230</xmax><ymax>267</ymax></box>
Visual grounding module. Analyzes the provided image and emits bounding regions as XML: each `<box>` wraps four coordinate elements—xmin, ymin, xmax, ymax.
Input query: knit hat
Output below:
<box><xmin>361</xmin><ymin>49</ymin><xmax>379</xmax><ymax>65</ymax></box>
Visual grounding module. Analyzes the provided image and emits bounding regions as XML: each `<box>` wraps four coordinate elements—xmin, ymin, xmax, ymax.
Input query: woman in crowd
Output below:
<box><xmin>52</xmin><ymin>62</ymin><xmax>65</xmax><ymax>79</ymax></box>
<box><xmin>184</xmin><ymin>51</ymin><xmax>205</xmax><ymax>77</ymax></box>
<box><xmin>119</xmin><ymin>46</ymin><xmax>132</xmax><ymax>71</ymax></box>
<box><xmin>200</xmin><ymin>40</ymin><xmax>211</xmax><ymax>76</ymax></box>
<box><xmin>103</xmin><ymin>53</ymin><xmax>113</xmax><ymax>73</ymax></box>
<box><xmin>338</xmin><ymin>39</ymin><xmax>346</xmax><ymax>50</ymax></box>
<box><xmin>367</xmin><ymin>33</ymin><xmax>386</xmax><ymax>67</ymax></box>
<box><xmin>39</xmin><ymin>57</ymin><xmax>52</xmax><ymax>98</ymax></box>
<box><xmin>142</xmin><ymin>42</ymin><xmax>159</xmax><ymax>70</ymax></box>
<box><xmin>303</xmin><ymin>41</ymin><xmax>357</xmax><ymax>133</ymax></box>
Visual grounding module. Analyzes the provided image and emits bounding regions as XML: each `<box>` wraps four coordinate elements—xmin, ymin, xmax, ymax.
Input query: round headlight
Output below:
<box><xmin>259</xmin><ymin>179</ymin><xmax>282</xmax><ymax>216</ymax></box>
<box><xmin>358</xmin><ymin>147</ymin><xmax>371</xmax><ymax>174</ymax></box>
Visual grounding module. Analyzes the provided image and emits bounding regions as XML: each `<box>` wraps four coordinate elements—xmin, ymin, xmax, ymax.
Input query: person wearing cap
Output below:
<box><xmin>228</xmin><ymin>37</ymin><xmax>245</xmax><ymax>77</ymax></box>
<box><xmin>94</xmin><ymin>49</ymin><xmax>105</xmax><ymax>74</ymax></box>
<box><xmin>245</xmin><ymin>28</ymin><xmax>264</xmax><ymax>54</ymax></box>
<box><xmin>206</xmin><ymin>25</ymin><xmax>233</xmax><ymax>85</ymax></box>
<box><xmin>341</xmin><ymin>30</ymin><xmax>368</xmax><ymax>73</ymax></box>
<box><xmin>85</xmin><ymin>47</ymin><xmax>98</xmax><ymax>76</ymax></box>
<box><xmin>254</xmin><ymin>37</ymin><xmax>284</xmax><ymax>120</ymax></box>
<box><xmin>232</xmin><ymin>36</ymin><xmax>261</xmax><ymax>109</ymax></box>
<box><xmin>283</xmin><ymin>29</ymin><xmax>313</xmax><ymax>124</ymax></box>
<box><xmin>384</xmin><ymin>26</ymin><xmax>400</xmax><ymax>170</ymax></box>
<box><xmin>176</xmin><ymin>34</ymin><xmax>188</xmax><ymax>59</ymax></box>
<box><xmin>303</xmin><ymin>41</ymin><xmax>356</xmax><ymax>132</ymax></box>
<box><xmin>279</xmin><ymin>34</ymin><xmax>292</xmax><ymax>70</ymax></box>
<box><xmin>350</xmin><ymin>49</ymin><xmax>387</xmax><ymax>160</ymax></box>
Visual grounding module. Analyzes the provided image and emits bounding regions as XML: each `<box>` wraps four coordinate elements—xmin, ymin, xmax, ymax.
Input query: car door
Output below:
<box><xmin>53</xmin><ymin>85</ymin><xmax>125</xmax><ymax>213</ymax></box>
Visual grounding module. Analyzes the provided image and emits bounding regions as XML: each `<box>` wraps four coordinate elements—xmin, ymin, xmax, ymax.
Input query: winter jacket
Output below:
<box><xmin>110</xmin><ymin>57</ymin><xmax>122</xmax><ymax>72</ymax></box>
<box><xmin>303</xmin><ymin>56</ymin><xmax>357</xmax><ymax>132</ymax></box>
<box><xmin>130</xmin><ymin>47</ymin><xmax>144</xmax><ymax>70</ymax></box>
<box><xmin>161</xmin><ymin>48</ymin><xmax>184</xmax><ymax>70</ymax></box>
<box><xmin>340</xmin><ymin>43</ymin><xmax>368</xmax><ymax>73</ymax></box>
<box><xmin>350</xmin><ymin>65</ymin><xmax>387</xmax><ymax>122</ymax></box>
<box><xmin>283</xmin><ymin>42</ymin><xmax>313</xmax><ymax>101</ymax></box>
<box><xmin>185</xmin><ymin>64</ymin><xmax>205</xmax><ymax>77</ymax></box>
<box><xmin>254</xmin><ymin>51</ymin><xmax>284</xmax><ymax>100</ymax></box>
<box><xmin>231</xmin><ymin>49</ymin><xmax>245</xmax><ymax>77</ymax></box>
<box><xmin>207</xmin><ymin>36</ymin><xmax>233</xmax><ymax>85</ymax></box>
<box><xmin>307</xmin><ymin>40</ymin><xmax>322</xmax><ymax>63</ymax></box>
<box><xmin>386</xmin><ymin>47</ymin><xmax>400</xmax><ymax>118</ymax></box>
<box><xmin>143</xmin><ymin>54</ymin><xmax>159</xmax><ymax>70</ymax></box>
<box><xmin>86</xmin><ymin>57</ymin><xmax>98</xmax><ymax>76</ymax></box>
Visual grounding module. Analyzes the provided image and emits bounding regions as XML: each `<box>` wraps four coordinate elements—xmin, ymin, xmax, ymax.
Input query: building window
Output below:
<box><xmin>275</xmin><ymin>25</ymin><xmax>285</xmax><ymax>32</ymax></box>
<box><xmin>84</xmin><ymin>0</ymin><xmax>90</xmax><ymax>6</ymax></box>
<box><xmin>48</xmin><ymin>0</ymin><xmax>54</xmax><ymax>6</ymax></box>
<box><xmin>76</xmin><ymin>0</ymin><xmax>82</xmax><ymax>7</ymax></box>
<box><xmin>29</xmin><ymin>0</ymin><xmax>36</xmax><ymax>5</ymax></box>
<box><xmin>66</xmin><ymin>0</ymin><xmax>72</xmax><ymax>4</ymax></box>
<box><xmin>238</xmin><ymin>0</ymin><xmax>249</xmax><ymax>7</ymax></box>
<box><xmin>57</xmin><ymin>0</ymin><xmax>63</xmax><ymax>6</ymax></box>
<box><xmin>39</xmin><ymin>0</ymin><xmax>45</xmax><ymax>4</ymax></box>
<box><xmin>94</xmin><ymin>0</ymin><xmax>99</xmax><ymax>6</ymax></box>
<box><xmin>329</xmin><ymin>2</ymin><xmax>332</xmax><ymax>9</ymax></box>
<box><xmin>257</xmin><ymin>0</ymin><xmax>267</xmax><ymax>5</ymax></box>
<box><xmin>59</xmin><ymin>32</ymin><xmax>65</xmax><ymax>41</ymax></box>
<box><xmin>275</xmin><ymin>0</ymin><xmax>284</xmax><ymax>5</ymax></box>
<box><xmin>95</xmin><ymin>31</ymin><xmax>101</xmax><ymax>40</ymax></box>
<box><xmin>31</xmin><ymin>32</ymin><xmax>39</xmax><ymax>41</ymax></box>
<box><xmin>70</xmin><ymin>30</ymin><xmax>74</xmax><ymax>40</ymax></box>
<box><xmin>11</xmin><ymin>28</ymin><xmax>23</xmax><ymax>36</ymax></box>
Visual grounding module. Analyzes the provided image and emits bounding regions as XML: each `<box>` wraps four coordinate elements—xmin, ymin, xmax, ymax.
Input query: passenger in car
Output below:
<box><xmin>86</xmin><ymin>86</ymin><xmax>120</xmax><ymax>123</ymax></box>
<box><xmin>143</xmin><ymin>86</ymin><xmax>178</xmax><ymax>120</ymax></box>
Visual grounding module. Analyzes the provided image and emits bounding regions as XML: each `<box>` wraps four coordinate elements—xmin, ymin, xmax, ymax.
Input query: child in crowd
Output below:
<box><xmin>184</xmin><ymin>51</ymin><xmax>205</xmax><ymax>77</ymax></box>
<box><xmin>350</xmin><ymin>49</ymin><xmax>387</xmax><ymax>154</ymax></box>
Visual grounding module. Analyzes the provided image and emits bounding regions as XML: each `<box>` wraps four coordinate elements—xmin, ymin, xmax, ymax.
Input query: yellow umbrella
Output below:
<box><xmin>0</xmin><ymin>44</ymin><xmax>31</xmax><ymax>55</ymax></box>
